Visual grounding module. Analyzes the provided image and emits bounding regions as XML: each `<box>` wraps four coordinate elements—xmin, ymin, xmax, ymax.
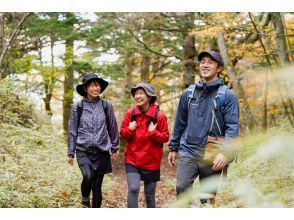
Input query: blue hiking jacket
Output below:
<box><xmin>169</xmin><ymin>78</ymin><xmax>239</xmax><ymax>159</ymax></box>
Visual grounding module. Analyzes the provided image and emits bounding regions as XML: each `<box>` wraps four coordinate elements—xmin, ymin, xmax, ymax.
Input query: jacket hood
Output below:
<box><xmin>134</xmin><ymin>102</ymin><xmax>159</xmax><ymax>118</ymax></box>
<box><xmin>196</xmin><ymin>77</ymin><xmax>224</xmax><ymax>90</ymax></box>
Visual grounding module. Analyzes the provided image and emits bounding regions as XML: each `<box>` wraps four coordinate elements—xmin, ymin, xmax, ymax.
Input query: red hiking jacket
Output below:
<box><xmin>120</xmin><ymin>103</ymin><xmax>169</xmax><ymax>171</ymax></box>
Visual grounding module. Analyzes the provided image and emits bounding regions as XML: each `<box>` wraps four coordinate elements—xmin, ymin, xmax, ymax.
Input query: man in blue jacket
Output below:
<box><xmin>168</xmin><ymin>51</ymin><xmax>239</xmax><ymax>206</ymax></box>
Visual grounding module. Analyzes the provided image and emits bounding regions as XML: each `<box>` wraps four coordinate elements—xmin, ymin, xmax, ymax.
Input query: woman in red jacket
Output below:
<box><xmin>120</xmin><ymin>82</ymin><xmax>169</xmax><ymax>208</ymax></box>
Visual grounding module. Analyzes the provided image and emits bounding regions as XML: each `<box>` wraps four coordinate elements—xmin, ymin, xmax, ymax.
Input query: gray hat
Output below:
<box><xmin>76</xmin><ymin>73</ymin><xmax>108</xmax><ymax>97</ymax></box>
<box><xmin>131</xmin><ymin>82</ymin><xmax>157</xmax><ymax>103</ymax></box>
<box><xmin>198</xmin><ymin>50</ymin><xmax>224</xmax><ymax>66</ymax></box>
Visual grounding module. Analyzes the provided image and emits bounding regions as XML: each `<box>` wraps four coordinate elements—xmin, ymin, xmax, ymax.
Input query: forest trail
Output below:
<box><xmin>102</xmin><ymin>151</ymin><xmax>177</xmax><ymax>208</ymax></box>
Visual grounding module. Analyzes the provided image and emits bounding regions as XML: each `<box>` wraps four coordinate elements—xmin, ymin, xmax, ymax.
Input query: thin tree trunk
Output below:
<box><xmin>183</xmin><ymin>33</ymin><xmax>196</xmax><ymax>89</ymax></box>
<box><xmin>0</xmin><ymin>13</ymin><xmax>4</xmax><ymax>54</ymax></box>
<box><xmin>216</xmin><ymin>31</ymin><xmax>255</xmax><ymax>130</ymax></box>
<box><xmin>182</xmin><ymin>13</ymin><xmax>196</xmax><ymax>89</ymax></box>
<box><xmin>141</xmin><ymin>54</ymin><xmax>150</xmax><ymax>82</ymax></box>
<box><xmin>118</xmin><ymin>53</ymin><xmax>135</xmax><ymax>151</ymax></box>
<box><xmin>123</xmin><ymin>53</ymin><xmax>134</xmax><ymax>107</ymax></box>
<box><xmin>63</xmin><ymin>37</ymin><xmax>74</xmax><ymax>133</ymax></box>
<box><xmin>0</xmin><ymin>12</ymin><xmax>32</xmax><ymax>78</ymax></box>
<box><xmin>263</xmin><ymin>70</ymin><xmax>268</xmax><ymax>130</ymax></box>
<box><xmin>271</xmin><ymin>12</ymin><xmax>290</xmax><ymax>66</ymax></box>
<box><xmin>63</xmin><ymin>13</ymin><xmax>75</xmax><ymax>133</ymax></box>
<box><xmin>281</xmin><ymin>13</ymin><xmax>293</xmax><ymax>62</ymax></box>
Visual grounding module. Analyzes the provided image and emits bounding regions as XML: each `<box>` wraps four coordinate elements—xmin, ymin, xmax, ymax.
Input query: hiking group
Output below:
<box><xmin>66</xmin><ymin>50</ymin><xmax>239</xmax><ymax>208</ymax></box>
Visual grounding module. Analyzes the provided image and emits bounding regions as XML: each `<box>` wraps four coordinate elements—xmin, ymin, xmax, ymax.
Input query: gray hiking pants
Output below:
<box><xmin>176</xmin><ymin>156</ymin><xmax>223</xmax><ymax>203</ymax></box>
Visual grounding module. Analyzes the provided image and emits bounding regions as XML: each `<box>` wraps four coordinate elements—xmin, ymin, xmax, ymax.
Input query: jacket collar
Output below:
<box><xmin>195</xmin><ymin>77</ymin><xmax>224</xmax><ymax>90</ymax></box>
<box><xmin>134</xmin><ymin>102</ymin><xmax>159</xmax><ymax>117</ymax></box>
<box><xmin>82</xmin><ymin>97</ymin><xmax>100</xmax><ymax>103</ymax></box>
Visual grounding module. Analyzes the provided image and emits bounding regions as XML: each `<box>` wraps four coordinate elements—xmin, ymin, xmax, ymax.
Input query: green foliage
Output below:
<box><xmin>0</xmin><ymin>80</ymin><xmax>35</xmax><ymax>127</ymax></box>
<box><xmin>171</xmin><ymin>126</ymin><xmax>294</xmax><ymax>208</ymax></box>
<box><xmin>0</xmin><ymin>79</ymin><xmax>118</xmax><ymax>207</ymax></box>
<box><xmin>0</xmin><ymin>81</ymin><xmax>77</xmax><ymax>207</ymax></box>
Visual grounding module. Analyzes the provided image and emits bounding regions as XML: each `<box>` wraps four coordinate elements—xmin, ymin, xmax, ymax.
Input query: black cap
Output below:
<box><xmin>198</xmin><ymin>51</ymin><xmax>224</xmax><ymax>66</ymax></box>
<box><xmin>76</xmin><ymin>73</ymin><xmax>109</xmax><ymax>97</ymax></box>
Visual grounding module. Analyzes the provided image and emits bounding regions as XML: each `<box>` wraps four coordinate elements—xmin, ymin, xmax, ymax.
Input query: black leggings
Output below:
<box><xmin>79</xmin><ymin>164</ymin><xmax>104</xmax><ymax>208</ymax></box>
<box><xmin>126</xmin><ymin>172</ymin><xmax>157</xmax><ymax>208</ymax></box>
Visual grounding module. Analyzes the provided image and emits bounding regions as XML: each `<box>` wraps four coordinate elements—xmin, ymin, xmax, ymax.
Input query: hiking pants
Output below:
<box><xmin>126</xmin><ymin>172</ymin><xmax>157</xmax><ymax>208</ymax></box>
<box><xmin>176</xmin><ymin>157</ymin><xmax>222</xmax><ymax>202</ymax></box>
<box><xmin>79</xmin><ymin>164</ymin><xmax>104</xmax><ymax>208</ymax></box>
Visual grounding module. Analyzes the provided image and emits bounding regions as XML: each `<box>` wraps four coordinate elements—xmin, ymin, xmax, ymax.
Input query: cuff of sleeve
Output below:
<box><xmin>68</xmin><ymin>153</ymin><xmax>75</xmax><ymax>158</ymax></box>
<box><xmin>147</xmin><ymin>130</ymin><xmax>156</xmax><ymax>137</ymax></box>
<box><xmin>111</xmin><ymin>148</ymin><xmax>118</xmax><ymax>154</ymax></box>
<box><xmin>126</xmin><ymin>128</ymin><xmax>135</xmax><ymax>136</ymax></box>
<box><xmin>169</xmin><ymin>147</ymin><xmax>178</xmax><ymax>153</ymax></box>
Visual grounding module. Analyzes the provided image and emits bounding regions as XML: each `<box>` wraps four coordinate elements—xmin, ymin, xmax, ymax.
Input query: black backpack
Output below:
<box><xmin>130</xmin><ymin>106</ymin><xmax>163</xmax><ymax>148</ymax></box>
<box><xmin>130</xmin><ymin>106</ymin><xmax>160</xmax><ymax>125</ymax></box>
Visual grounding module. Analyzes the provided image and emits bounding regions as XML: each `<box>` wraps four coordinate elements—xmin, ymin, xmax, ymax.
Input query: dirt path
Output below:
<box><xmin>103</xmin><ymin>152</ymin><xmax>177</xmax><ymax>208</ymax></box>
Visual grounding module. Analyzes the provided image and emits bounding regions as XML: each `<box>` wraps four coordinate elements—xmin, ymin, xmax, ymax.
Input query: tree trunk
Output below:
<box><xmin>262</xmin><ymin>70</ymin><xmax>268</xmax><ymax>130</ymax></box>
<box><xmin>182</xmin><ymin>13</ymin><xmax>197</xmax><ymax>89</ymax></box>
<box><xmin>36</xmin><ymin>37</ymin><xmax>53</xmax><ymax>117</ymax></box>
<box><xmin>183</xmin><ymin>33</ymin><xmax>196</xmax><ymax>89</ymax></box>
<box><xmin>0</xmin><ymin>14</ymin><xmax>4</xmax><ymax>54</ymax></box>
<box><xmin>216</xmin><ymin>31</ymin><xmax>255</xmax><ymax>130</ymax></box>
<box><xmin>271</xmin><ymin>12</ymin><xmax>290</xmax><ymax>66</ymax></box>
<box><xmin>63</xmin><ymin>37</ymin><xmax>74</xmax><ymax>133</ymax></box>
<box><xmin>63</xmin><ymin>13</ymin><xmax>75</xmax><ymax>133</ymax></box>
<box><xmin>140</xmin><ymin>54</ymin><xmax>150</xmax><ymax>82</ymax></box>
<box><xmin>43</xmin><ymin>91</ymin><xmax>53</xmax><ymax>116</ymax></box>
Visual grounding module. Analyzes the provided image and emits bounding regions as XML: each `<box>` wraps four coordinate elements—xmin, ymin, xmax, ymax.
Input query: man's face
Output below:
<box><xmin>199</xmin><ymin>55</ymin><xmax>222</xmax><ymax>82</ymax></box>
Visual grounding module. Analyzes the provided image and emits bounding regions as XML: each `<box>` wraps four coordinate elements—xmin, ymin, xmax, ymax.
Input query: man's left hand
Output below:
<box><xmin>212</xmin><ymin>153</ymin><xmax>228</xmax><ymax>171</ymax></box>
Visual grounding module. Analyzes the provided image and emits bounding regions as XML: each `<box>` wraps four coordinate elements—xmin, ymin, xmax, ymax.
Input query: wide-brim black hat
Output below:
<box><xmin>76</xmin><ymin>73</ymin><xmax>109</xmax><ymax>97</ymax></box>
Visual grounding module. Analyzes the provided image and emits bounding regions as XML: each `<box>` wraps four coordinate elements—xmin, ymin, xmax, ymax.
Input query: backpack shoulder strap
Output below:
<box><xmin>215</xmin><ymin>85</ymin><xmax>228</xmax><ymax>113</ymax></box>
<box><xmin>211</xmin><ymin>85</ymin><xmax>228</xmax><ymax>136</ymax></box>
<box><xmin>101</xmin><ymin>99</ymin><xmax>112</xmax><ymax>135</ymax></box>
<box><xmin>77</xmin><ymin>100</ymin><xmax>83</xmax><ymax>128</ymax></box>
<box><xmin>131</xmin><ymin>108</ymin><xmax>136</xmax><ymax>122</ymax></box>
<box><xmin>150</xmin><ymin>107</ymin><xmax>160</xmax><ymax>124</ymax></box>
<box><xmin>101</xmin><ymin>99</ymin><xmax>109</xmax><ymax>115</ymax></box>
<box><xmin>187</xmin><ymin>84</ymin><xmax>196</xmax><ymax>114</ymax></box>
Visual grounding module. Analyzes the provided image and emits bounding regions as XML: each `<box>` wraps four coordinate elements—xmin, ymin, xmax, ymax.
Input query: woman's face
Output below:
<box><xmin>134</xmin><ymin>88</ymin><xmax>151</xmax><ymax>107</ymax></box>
<box><xmin>85</xmin><ymin>80</ymin><xmax>101</xmax><ymax>100</ymax></box>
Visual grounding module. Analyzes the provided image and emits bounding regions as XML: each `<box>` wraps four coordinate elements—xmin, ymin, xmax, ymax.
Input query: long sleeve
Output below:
<box><xmin>147</xmin><ymin>113</ymin><xmax>169</xmax><ymax>144</ymax></box>
<box><xmin>106</xmin><ymin>102</ymin><xmax>119</xmax><ymax>153</ymax></box>
<box><xmin>169</xmin><ymin>92</ymin><xmax>189</xmax><ymax>152</ymax></box>
<box><xmin>120</xmin><ymin>110</ymin><xmax>135</xmax><ymax>142</ymax></box>
<box><xmin>224</xmin><ymin>91</ymin><xmax>239</xmax><ymax>139</ymax></box>
<box><xmin>221</xmin><ymin>90</ymin><xmax>239</xmax><ymax>160</ymax></box>
<box><xmin>67</xmin><ymin>104</ymin><xmax>78</xmax><ymax>157</ymax></box>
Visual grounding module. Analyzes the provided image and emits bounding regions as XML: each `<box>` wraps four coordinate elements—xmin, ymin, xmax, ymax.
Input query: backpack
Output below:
<box><xmin>187</xmin><ymin>84</ymin><xmax>228</xmax><ymax>116</ymax></box>
<box><xmin>131</xmin><ymin>106</ymin><xmax>163</xmax><ymax>147</ymax></box>
<box><xmin>130</xmin><ymin>106</ymin><xmax>160</xmax><ymax>125</ymax></box>
<box><xmin>77</xmin><ymin>99</ymin><xmax>110</xmax><ymax>130</ymax></box>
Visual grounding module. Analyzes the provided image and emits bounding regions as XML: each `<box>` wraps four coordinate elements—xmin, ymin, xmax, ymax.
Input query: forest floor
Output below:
<box><xmin>103</xmin><ymin>151</ymin><xmax>177</xmax><ymax>208</ymax></box>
